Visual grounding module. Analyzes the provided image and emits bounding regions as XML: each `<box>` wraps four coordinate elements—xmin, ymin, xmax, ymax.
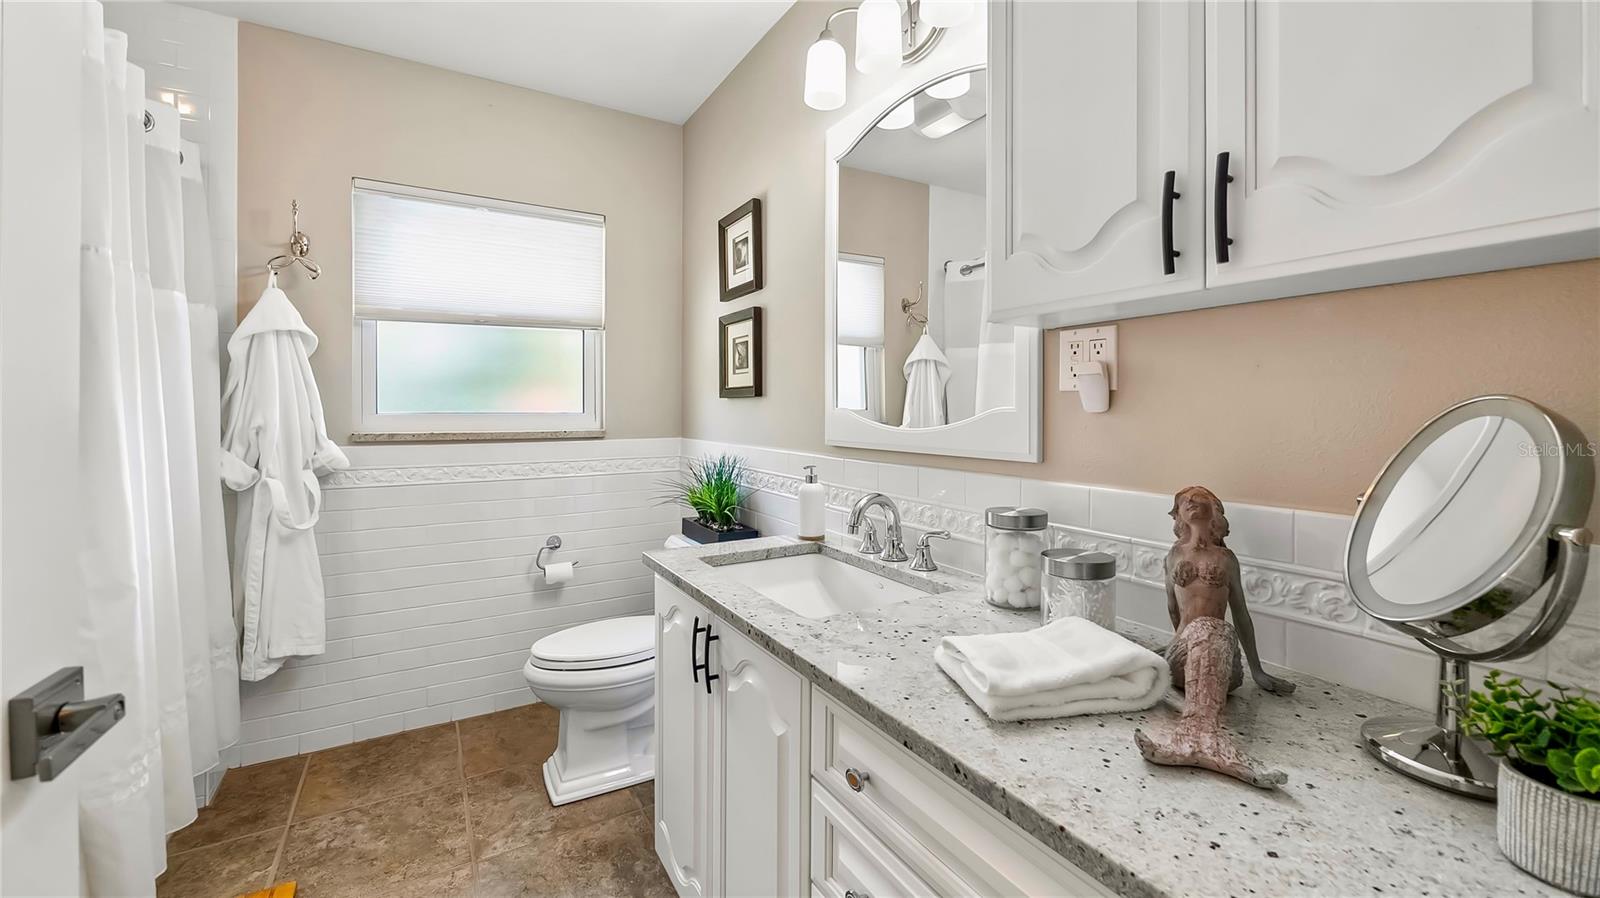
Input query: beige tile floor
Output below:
<box><xmin>157</xmin><ymin>704</ymin><xmax>673</xmax><ymax>898</ymax></box>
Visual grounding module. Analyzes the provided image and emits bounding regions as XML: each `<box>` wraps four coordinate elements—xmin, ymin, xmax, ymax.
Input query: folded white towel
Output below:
<box><xmin>933</xmin><ymin>617</ymin><xmax>1168</xmax><ymax>721</ymax></box>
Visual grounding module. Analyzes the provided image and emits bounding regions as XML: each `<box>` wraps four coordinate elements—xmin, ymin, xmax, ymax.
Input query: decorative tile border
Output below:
<box><xmin>738</xmin><ymin>466</ymin><xmax>1364</xmax><ymax>631</ymax></box>
<box><xmin>323</xmin><ymin>455</ymin><xmax>680</xmax><ymax>488</ymax></box>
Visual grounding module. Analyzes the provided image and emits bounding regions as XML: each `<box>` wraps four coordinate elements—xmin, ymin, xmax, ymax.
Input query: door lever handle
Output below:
<box><xmin>9</xmin><ymin>667</ymin><xmax>124</xmax><ymax>781</ymax></box>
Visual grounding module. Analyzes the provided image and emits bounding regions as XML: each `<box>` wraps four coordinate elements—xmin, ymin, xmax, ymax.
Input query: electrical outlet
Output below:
<box><xmin>1058</xmin><ymin>325</ymin><xmax>1118</xmax><ymax>392</ymax></box>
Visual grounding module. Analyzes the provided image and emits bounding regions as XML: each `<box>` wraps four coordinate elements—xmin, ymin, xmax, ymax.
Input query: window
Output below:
<box><xmin>836</xmin><ymin>253</ymin><xmax>885</xmax><ymax>421</ymax></box>
<box><xmin>352</xmin><ymin>179</ymin><xmax>604</xmax><ymax>435</ymax></box>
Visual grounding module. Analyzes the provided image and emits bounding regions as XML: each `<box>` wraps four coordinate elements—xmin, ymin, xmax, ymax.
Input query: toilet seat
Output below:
<box><xmin>529</xmin><ymin>615</ymin><xmax>655</xmax><ymax>671</ymax></box>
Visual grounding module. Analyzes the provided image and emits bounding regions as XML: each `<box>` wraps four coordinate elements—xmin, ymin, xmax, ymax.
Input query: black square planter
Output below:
<box><xmin>681</xmin><ymin>517</ymin><xmax>760</xmax><ymax>544</ymax></box>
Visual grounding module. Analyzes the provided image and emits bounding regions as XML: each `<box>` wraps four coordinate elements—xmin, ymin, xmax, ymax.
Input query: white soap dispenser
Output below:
<box><xmin>799</xmin><ymin>465</ymin><xmax>825</xmax><ymax>541</ymax></box>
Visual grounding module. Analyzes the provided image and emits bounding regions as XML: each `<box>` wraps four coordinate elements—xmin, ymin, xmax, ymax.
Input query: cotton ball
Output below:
<box><xmin>1003</xmin><ymin>574</ymin><xmax>1023</xmax><ymax>592</ymax></box>
<box><xmin>1008</xmin><ymin>549</ymin><xmax>1036</xmax><ymax>569</ymax></box>
<box><xmin>986</xmin><ymin>574</ymin><xmax>1003</xmax><ymax>593</ymax></box>
<box><xmin>1018</xmin><ymin>566</ymin><xmax>1041</xmax><ymax>587</ymax></box>
<box><xmin>1008</xmin><ymin>588</ymin><xmax>1029</xmax><ymax>608</ymax></box>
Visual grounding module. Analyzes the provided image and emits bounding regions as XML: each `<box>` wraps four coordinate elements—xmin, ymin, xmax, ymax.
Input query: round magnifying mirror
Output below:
<box><xmin>1345</xmin><ymin>395</ymin><xmax>1593</xmax><ymax>798</ymax></box>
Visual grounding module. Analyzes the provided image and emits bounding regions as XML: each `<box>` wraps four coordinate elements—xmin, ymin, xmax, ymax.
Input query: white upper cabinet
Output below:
<box><xmin>988</xmin><ymin>0</ymin><xmax>1205</xmax><ymax>322</ymax></box>
<box><xmin>1206</xmin><ymin>0</ymin><xmax>1600</xmax><ymax>288</ymax></box>
<box><xmin>986</xmin><ymin>0</ymin><xmax>1599</xmax><ymax>327</ymax></box>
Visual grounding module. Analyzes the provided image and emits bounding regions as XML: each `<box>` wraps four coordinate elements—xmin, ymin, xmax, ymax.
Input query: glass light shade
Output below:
<box><xmin>855</xmin><ymin>0</ymin><xmax>903</xmax><ymax>74</ymax></box>
<box><xmin>877</xmin><ymin>100</ymin><xmax>914</xmax><ymax>130</ymax></box>
<box><xmin>919</xmin><ymin>0</ymin><xmax>975</xmax><ymax>28</ymax></box>
<box><xmin>804</xmin><ymin>35</ymin><xmax>847</xmax><ymax>110</ymax></box>
<box><xmin>926</xmin><ymin>72</ymin><xmax>970</xmax><ymax>100</ymax></box>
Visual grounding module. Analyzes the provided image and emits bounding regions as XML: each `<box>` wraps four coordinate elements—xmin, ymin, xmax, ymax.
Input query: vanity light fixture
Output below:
<box><xmin>803</xmin><ymin>1</ymin><xmax>956</xmax><ymax>111</ymax></box>
<box><xmin>913</xmin><ymin>92</ymin><xmax>974</xmax><ymax>138</ymax></box>
<box><xmin>918</xmin><ymin>0</ymin><xmax>975</xmax><ymax>28</ymax></box>
<box><xmin>877</xmin><ymin>100</ymin><xmax>915</xmax><ymax>129</ymax></box>
<box><xmin>855</xmin><ymin>0</ymin><xmax>903</xmax><ymax>74</ymax></box>
<box><xmin>925</xmin><ymin>71</ymin><xmax>969</xmax><ymax>100</ymax></box>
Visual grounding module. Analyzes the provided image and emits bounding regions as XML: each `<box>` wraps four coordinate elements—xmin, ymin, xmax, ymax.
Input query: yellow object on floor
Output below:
<box><xmin>237</xmin><ymin>883</ymin><xmax>296</xmax><ymax>898</ymax></box>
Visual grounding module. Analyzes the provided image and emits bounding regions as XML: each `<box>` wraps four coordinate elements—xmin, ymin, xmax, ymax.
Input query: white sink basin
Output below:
<box><xmin>716</xmin><ymin>553</ymin><xmax>930</xmax><ymax>619</ymax></box>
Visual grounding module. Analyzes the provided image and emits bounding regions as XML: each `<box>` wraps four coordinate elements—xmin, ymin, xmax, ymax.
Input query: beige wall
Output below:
<box><xmin>239</xmin><ymin>24</ymin><xmax>684</xmax><ymax>440</ymax></box>
<box><xmin>682</xmin><ymin>3</ymin><xmax>1600</xmax><ymax>527</ymax></box>
<box><xmin>839</xmin><ymin>166</ymin><xmax>929</xmax><ymax>425</ymax></box>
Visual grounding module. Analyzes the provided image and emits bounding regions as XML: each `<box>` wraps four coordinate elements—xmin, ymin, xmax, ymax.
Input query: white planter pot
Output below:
<box><xmin>1497</xmin><ymin>759</ymin><xmax>1600</xmax><ymax>896</ymax></box>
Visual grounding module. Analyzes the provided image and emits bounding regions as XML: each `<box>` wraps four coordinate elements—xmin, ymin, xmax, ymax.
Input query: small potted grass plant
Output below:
<box><xmin>1465</xmin><ymin>669</ymin><xmax>1600</xmax><ymax>896</ymax></box>
<box><xmin>660</xmin><ymin>454</ymin><xmax>759</xmax><ymax>544</ymax></box>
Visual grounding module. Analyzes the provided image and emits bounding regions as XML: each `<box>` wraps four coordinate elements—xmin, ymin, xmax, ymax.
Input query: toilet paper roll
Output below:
<box><xmin>543</xmin><ymin>561</ymin><xmax>575</xmax><ymax>584</ymax></box>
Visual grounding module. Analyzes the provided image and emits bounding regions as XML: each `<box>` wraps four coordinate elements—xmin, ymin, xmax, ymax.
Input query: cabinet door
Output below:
<box><xmin>988</xmin><ymin>0</ymin><xmax>1204</xmax><ymax>322</ymax></box>
<box><xmin>654</xmin><ymin>580</ymin><xmax>713</xmax><ymax>898</ymax></box>
<box><xmin>1206</xmin><ymin>0</ymin><xmax>1600</xmax><ymax>287</ymax></box>
<box><xmin>713</xmin><ymin>622</ymin><xmax>806</xmax><ymax>898</ymax></box>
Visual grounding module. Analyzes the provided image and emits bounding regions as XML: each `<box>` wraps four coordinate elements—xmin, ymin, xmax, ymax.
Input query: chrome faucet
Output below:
<box><xmin>846</xmin><ymin>492</ymin><xmax>910</xmax><ymax>563</ymax></box>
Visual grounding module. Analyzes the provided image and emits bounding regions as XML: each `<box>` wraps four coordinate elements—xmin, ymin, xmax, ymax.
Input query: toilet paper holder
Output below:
<box><xmin>535</xmin><ymin>535</ymin><xmax>580</xmax><ymax>573</ymax></box>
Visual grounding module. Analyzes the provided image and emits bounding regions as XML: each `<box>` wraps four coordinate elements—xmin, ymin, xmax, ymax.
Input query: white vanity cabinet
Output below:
<box><xmin>986</xmin><ymin>0</ymin><xmax>1599</xmax><ymax>327</ymax></box>
<box><xmin>987</xmin><ymin>0</ymin><xmax>1206</xmax><ymax>322</ymax></box>
<box><xmin>653</xmin><ymin>581</ymin><xmax>1115</xmax><ymax>898</ymax></box>
<box><xmin>1205</xmin><ymin>0</ymin><xmax>1600</xmax><ymax>289</ymax></box>
<box><xmin>654</xmin><ymin>579</ymin><xmax>806</xmax><ymax>898</ymax></box>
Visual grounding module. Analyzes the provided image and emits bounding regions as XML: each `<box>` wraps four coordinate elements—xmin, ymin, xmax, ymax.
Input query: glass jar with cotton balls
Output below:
<box><xmin>983</xmin><ymin>507</ymin><xmax>1049</xmax><ymax>608</ymax></box>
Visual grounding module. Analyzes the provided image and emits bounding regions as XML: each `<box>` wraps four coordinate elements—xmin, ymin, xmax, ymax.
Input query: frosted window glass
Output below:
<box><xmin>375</xmin><ymin>321</ymin><xmax>584</xmax><ymax>415</ymax></box>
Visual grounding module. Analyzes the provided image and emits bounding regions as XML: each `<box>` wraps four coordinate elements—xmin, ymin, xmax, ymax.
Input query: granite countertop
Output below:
<box><xmin>642</xmin><ymin>537</ymin><xmax>1561</xmax><ymax>898</ymax></box>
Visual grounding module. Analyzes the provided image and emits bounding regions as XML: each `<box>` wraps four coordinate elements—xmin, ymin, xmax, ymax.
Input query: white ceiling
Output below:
<box><xmin>188</xmin><ymin>1</ymin><xmax>795</xmax><ymax>123</ymax></box>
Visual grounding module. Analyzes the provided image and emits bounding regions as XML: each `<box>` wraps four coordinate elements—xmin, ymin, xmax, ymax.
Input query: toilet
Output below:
<box><xmin>522</xmin><ymin>614</ymin><xmax>656</xmax><ymax>805</ymax></box>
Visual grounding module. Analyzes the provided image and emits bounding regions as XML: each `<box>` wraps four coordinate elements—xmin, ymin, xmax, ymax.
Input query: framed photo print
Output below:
<box><xmin>718</xmin><ymin>198</ymin><xmax>764</xmax><ymax>302</ymax></box>
<box><xmin>718</xmin><ymin>306</ymin><xmax>763</xmax><ymax>398</ymax></box>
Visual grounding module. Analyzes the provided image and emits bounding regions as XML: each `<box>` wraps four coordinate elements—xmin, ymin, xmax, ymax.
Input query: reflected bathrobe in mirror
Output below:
<box><xmin>221</xmin><ymin>274</ymin><xmax>347</xmax><ymax>680</ymax></box>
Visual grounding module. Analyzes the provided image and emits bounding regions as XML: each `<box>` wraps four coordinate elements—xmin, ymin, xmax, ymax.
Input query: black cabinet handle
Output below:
<box><xmin>691</xmin><ymin>616</ymin><xmax>706</xmax><ymax>684</ymax></box>
<box><xmin>1161</xmin><ymin>169</ymin><xmax>1181</xmax><ymax>275</ymax></box>
<box><xmin>703</xmin><ymin>627</ymin><xmax>720</xmax><ymax>695</ymax></box>
<box><xmin>1214</xmin><ymin>152</ymin><xmax>1234</xmax><ymax>264</ymax></box>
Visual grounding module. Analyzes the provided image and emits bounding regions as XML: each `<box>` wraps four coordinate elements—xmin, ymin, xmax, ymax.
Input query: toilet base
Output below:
<box><xmin>542</xmin><ymin>755</ymin><xmax>654</xmax><ymax>806</ymax></box>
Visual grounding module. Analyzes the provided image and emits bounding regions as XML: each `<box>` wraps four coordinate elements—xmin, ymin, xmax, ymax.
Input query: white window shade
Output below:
<box><xmin>353</xmin><ymin>180</ymin><xmax>605</xmax><ymax>328</ymax></box>
<box><xmin>837</xmin><ymin>253</ymin><xmax>885</xmax><ymax>346</ymax></box>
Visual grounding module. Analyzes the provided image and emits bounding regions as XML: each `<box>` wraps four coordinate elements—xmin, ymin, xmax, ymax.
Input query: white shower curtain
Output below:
<box><xmin>76</xmin><ymin>10</ymin><xmax>240</xmax><ymax>894</ymax></box>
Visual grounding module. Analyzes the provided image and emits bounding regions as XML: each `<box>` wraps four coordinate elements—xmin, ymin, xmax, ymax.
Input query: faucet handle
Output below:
<box><xmin>909</xmin><ymin>530</ymin><xmax>951</xmax><ymax>572</ymax></box>
<box><xmin>856</xmin><ymin>520</ymin><xmax>883</xmax><ymax>555</ymax></box>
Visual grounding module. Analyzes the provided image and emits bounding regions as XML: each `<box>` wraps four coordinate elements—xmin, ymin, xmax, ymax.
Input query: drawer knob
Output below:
<box><xmin>844</xmin><ymin>767</ymin><xmax>870</xmax><ymax>792</ymax></box>
<box><xmin>844</xmin><ymin>891</ymin><xmax>870</xmax><ymax>898</ymax></box>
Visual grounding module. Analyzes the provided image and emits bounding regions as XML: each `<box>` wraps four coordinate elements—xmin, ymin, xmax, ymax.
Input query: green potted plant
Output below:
<box><xmin>1465</xmin><ymin>669</ymin><xmax>1599</xmax><ymax>896</ymax></box>
<box><xmin>659</xmin><ymin>454</ymin><xmax>760</xmax><ymax>544</ymax></box>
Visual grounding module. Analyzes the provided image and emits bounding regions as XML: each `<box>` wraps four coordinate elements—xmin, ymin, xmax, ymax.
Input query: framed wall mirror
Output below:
<box><xmin>823</xmin><ymin>22</ymin><xmax>1041</xmax><ymax>462</ymax></box>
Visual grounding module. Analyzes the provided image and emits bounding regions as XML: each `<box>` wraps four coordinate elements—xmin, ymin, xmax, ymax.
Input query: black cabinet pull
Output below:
<box><xmin>1214</xmin><ymin>152</ymin><xmax>1234</xmax><ymax>264</ymax></box>
<box><xmin>1161</xmin><ymin>169</ymin><xmax>1181</xmax><ymax>275</ymax></box>
<box><xmin>691</xmin><ymin>616</ymin><xmax>706</xmax><ymax>684</ymax></box>
<box><xmin>703</xmin><ymin>627</ymin><xmax>720</xmax><ymax>695</ymax></box>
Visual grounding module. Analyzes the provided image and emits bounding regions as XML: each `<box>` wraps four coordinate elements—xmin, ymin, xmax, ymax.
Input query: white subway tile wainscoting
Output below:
<box><xmin>233</xmin><ymin>438</ymin><xmax>680</xmax><ymax>765</ymax></box>
<box><xmin>229</xmin><ymin>436</ymin><xmax>1599</xmax><ymax>770</ymax></box>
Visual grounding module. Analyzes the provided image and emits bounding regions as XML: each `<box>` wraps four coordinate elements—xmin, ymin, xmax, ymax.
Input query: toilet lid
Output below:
<box><xmin>529</xmin><ymin>615</ymin><xmax>655</xmax><ymax>671</ymax></box>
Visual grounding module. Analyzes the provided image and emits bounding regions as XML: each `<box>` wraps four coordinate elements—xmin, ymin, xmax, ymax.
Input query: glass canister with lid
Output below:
<box><xmin>983</xmin><ymin>507</ymin><xmax>1049</xmax><ymax>608</ymax></box>
<box><xmin>1040</xmin><ymin>548</ymin><xmax>1119</xmax><ymax>629</ymax></box>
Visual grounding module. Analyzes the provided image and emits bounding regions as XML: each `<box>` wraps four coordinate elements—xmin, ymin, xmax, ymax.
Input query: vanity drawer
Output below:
<box><xmin>811</xmin><ymin>786</ymin><xmax>938</xmax><ymax>898</ymax></box>
<box><xmin>811</xmin><ymin>690</ymin><xmax>1115</xmax><ymax>898</ymax></box>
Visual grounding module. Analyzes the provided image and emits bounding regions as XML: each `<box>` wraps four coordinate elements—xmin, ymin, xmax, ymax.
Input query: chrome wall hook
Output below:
<box><xmin>266</xmin><ymin>199</ymin><xmax>322</xmax><ymax>280</ymax></box>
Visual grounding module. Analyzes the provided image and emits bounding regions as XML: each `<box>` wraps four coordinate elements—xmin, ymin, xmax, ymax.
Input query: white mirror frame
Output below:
<box><xmin>823</xmin><ymin>23</ymin><xmax>1042</xmax><ymax>463</ymax></box>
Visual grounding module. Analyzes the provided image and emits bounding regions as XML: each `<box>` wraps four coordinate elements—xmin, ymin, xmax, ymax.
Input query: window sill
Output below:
<box><xmin>348</xmin><ymin>430</ymin><xmax>606</xmax><ymax>443</ymax></box>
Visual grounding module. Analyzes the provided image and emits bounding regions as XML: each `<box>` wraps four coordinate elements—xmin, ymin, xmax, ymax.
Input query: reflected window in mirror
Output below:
<box><xmin>837</xmin><ymin>253</ymin><xmax>886</xmax><ymax>420</ymax></box>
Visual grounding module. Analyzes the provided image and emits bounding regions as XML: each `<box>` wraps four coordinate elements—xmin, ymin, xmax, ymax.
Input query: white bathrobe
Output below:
<box><xmin>221</xmin><ymin>274</ymin><xmax>347</xmax><ymax>680</ymax></box>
